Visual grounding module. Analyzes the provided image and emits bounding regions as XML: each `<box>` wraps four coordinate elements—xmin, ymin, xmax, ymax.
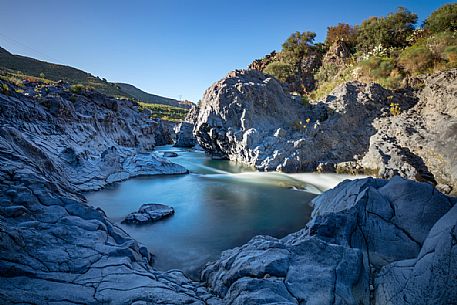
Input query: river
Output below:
<box><xmin>85</xmin><ymin>145</ymin><xmax>358</xmax><ymax>276</ymax></box>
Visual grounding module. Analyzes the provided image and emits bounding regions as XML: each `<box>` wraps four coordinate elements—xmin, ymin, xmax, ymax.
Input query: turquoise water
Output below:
<box><xmin>85</xmin><ymin>146</ymin><xmax>349</xmax><ymax>275</ymax></box>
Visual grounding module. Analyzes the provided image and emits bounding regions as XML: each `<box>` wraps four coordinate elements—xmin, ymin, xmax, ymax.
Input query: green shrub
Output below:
<box><xmin>1</xmin><ymin>83</ymin><xmax>9</xmax><ymax>95</ymax></box>
<box><xmin>443</xmin><ymin>45</ymin><xmax>457</xmax><ymax>66</ymax></box>
<box><xmin>424</xmin><ymin>3</ymin><xmax>457</xmax><ymax>34</ymax></box>
<box><xmin>398</xmin><ymin>44</ymin><xmax>434</xmax><ymax>74</ymax></box>
<box><xmin>356</xmin><ymin>7</ymin><xmax>417</xmax><ymax>53</ymax></box>
<box><xmin>70</xmin><ymin>84</ymin><xmax>86</xmax><ymax>94</ymax></box>
<box><xmin>360</xmin><ymin>56</ymin><xmax>396</xmax><ymax>79</ymax></box>
<box><xmin>264</xmin><ymin>61</ymin><xmax>294</xmax><ymax>83</ymax></box>
<box><xmin>281</xmin><ymin>31</ymin><xmax>316</xmax><ymax>65</ymax></box>
<box><xmin>325</xmin><ymin>23</ymin><xmax>358</xmax><ymax>50</ymax></box>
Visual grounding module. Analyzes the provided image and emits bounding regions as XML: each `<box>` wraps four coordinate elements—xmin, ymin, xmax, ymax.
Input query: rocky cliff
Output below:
<box><xmin>194</xmin><ymin>68</ymin><xmax>457</xmax><ymax>194</ymax></box>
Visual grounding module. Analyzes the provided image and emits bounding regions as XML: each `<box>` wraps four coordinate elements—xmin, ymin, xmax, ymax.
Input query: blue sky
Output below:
<box><xmin>0</xmin><ymin>0</ymin><xmax>451</xmax><ymax>102</ymax></box>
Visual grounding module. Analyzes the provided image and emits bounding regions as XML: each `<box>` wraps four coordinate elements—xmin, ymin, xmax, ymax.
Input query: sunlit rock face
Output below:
<box><xmin>195</xmin><ymin>68</ymin><xmax>457</xmax><ymax>194</ymax></box>
<box><xmin>194</xmin><ymin>69</ymin><xmax>393</xmax><ymax>172</ymax></box>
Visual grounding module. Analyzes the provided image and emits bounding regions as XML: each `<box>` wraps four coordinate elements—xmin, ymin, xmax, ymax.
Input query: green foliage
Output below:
<box><xmin>281</xmin><ymin>31</ymin><xmax>316</xmax><ymax>64</ymax></box>
<box><xmin>138</xmin><ymin>102</ymin><xmax>188</xmax><ymax>122</ymax></box>
<box><xmin>1</xmin><ymin>83</ymin><xmax>9</xmax><ymax>95</ymax></box>
<box><xmin>399</xmin><ymin>31</ymin><xmax>457</xmax><ymax>74</ymax></box>
<box><xmin>325</xmin><ymin>23</ymin><xmax>357</xmax><ymax>49</ymax></box>
<box><xmin>424</xmin><ymin>3</ymin><xmax>457</xmax><ymax>34</ymax></box>
<box><xmin>398</xmin><ymin>44</ymin><xmax>434</xmax><ymax>74</ymax></box>
<box><xmin>356</xmin><ymin>7</ymin><xmax>417</xmax><ymax>53</ymax></box>
<box><xmin>390</xmin><ymin>102</ymin><xmax>401</xmax><ymax>116</ymax></box>
<box><xmin>264</xmin><ymin>61</ymin><xmax>294</xmax><ymax>82</ymax></box>
<box><xmin>70</xmin><ymin>84</ymin><xmax>86</xmax><ymax>94</ymax></box>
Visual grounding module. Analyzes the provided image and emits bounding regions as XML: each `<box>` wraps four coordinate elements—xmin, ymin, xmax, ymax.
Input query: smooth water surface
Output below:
<box><xmin>85</xmin><ymin>146</ymin><xmax>354</xmax><ymax>275</ymax></box>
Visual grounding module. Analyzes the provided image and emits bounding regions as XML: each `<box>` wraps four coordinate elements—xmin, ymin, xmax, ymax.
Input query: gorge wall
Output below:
<box><xmin>194</xmin><ymin>68</ymin><xmax>457</xmax><ymax>194</ymax></box>
<box><xmin>0</xmin><ymin>77</ymin><xmax>456</xmax><ymax>305</ymax></box>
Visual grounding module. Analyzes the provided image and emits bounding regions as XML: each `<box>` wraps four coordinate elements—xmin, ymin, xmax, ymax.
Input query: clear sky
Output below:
<box><xmin>0</xmin><ymin>0</ymin><xmax>451</xmax><ymax>102</ymax></box>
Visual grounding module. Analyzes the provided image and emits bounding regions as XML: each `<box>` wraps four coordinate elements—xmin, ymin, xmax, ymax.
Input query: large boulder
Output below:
<box><xmin>375</xmin><ymin>204</ymin><xmax>457</xmax><ymax>305</ymax></box>
<box><xmin>195</xmin><ymin>69</ymin><xmax>396</xmax><ymax>172</ymax></box>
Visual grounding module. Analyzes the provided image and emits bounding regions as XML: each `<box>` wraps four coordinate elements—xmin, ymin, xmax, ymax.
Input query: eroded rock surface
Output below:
<box><xmin>202</xmin><ymin>176</ymin><xmax>456</xmax><ymax>305</ymax></box>
<box><xmin>0</xmin><ymin>82</ymin><xmax>220</xmax><ymax>304</ymax></box>
<box><xmin>195</xmin><ymin>68</ymin><xmax>457</xmax><ymax>193</ymax></box>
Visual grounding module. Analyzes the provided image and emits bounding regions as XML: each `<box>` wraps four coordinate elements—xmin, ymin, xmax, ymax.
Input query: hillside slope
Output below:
<box><xmin>116</xmin><ymin>82</ymin><xmax>193</xmax><ymax>108</ymax></box>
<box><xmin>0</xmin><ymin>46</ymin><xmax>189</xmax><ymax>108</ymax></box>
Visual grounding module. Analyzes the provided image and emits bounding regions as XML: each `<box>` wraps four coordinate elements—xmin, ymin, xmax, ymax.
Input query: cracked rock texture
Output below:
<box><xmin>194</xmin><ymin>68</ymin><xmax>457</xmax><ymax>194</ymax></box>
<box><xmin>0</xmin><ymin>82</ymin><xmax>220</xmax><ymax>304</ymax></box>
<box><xmin>202</xmin><ymin>176</ymin><xmax>456</xmax><ymax>305</ymax></box>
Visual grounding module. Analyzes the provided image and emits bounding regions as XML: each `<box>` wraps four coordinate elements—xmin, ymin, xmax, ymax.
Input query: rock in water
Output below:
<box><xmin>122</xmin><ymin>203</ymin><xmax>175</xmax><ymax>224</ymax></box>
<box><xmin>163</xmin><ymin>151</ymin><xmax>179</xmax><ymax>157</ymax></box>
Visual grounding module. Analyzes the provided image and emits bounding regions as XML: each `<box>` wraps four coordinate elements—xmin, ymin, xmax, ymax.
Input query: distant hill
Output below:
<box><xmin>116</xmin><ymin>83</ymin><xmax>193</xmax><ymax>109</ymax></box>
<box><xmin>0</xmin><ymin>46</ymin><xmax>191</xmax><ymax>108</ymax></box>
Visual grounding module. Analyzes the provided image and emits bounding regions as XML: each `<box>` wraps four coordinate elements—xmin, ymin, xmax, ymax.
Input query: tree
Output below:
<box><xmin>424</xmin><ymin>3</ymin><xmax>457</xmax><ymax>34</ymax></box>
<box><xmin>356</xmin><ymin>7</ymin><xmax>417</xmax><ymax>52</ymax></box>
<box><xmin>282</xmin><ymin>31</ymin><xmax>316</xmax><ymax>65</ymax></box>
<box><xmin>325</xmin><ymin>23</ymin><xmax>357</xmax><ymax>49</ymax></box>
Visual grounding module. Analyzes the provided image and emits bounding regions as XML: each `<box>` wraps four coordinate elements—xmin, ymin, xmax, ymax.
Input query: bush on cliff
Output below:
<box><xmin>325</xmin><ymin>23</ymin><xmax>358</xmax><ymax>51</ymax></box>
<box><xmin>424</xmin><ymin>3</ymin><xmax>457</xmax><ymax>34</ymax></box>
<box><xmin>356</xmin><ymin>7</ymin><xmax>417</xmax><ymax>52</ymax></box>
<box><xmin>264</xmin><ymin>61</ymin><xmax>294</xmax><ymax>83</ymax></box>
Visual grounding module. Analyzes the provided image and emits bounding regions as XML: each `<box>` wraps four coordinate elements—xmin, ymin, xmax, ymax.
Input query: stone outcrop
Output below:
<box><xmin>0</xmin><ymin>81</ymin><xmax>221</xmax><ymax>304</ymax></box>
<box><xmin>122</xmin><ymin>203</ymin><xmax>175</xmax><ymax>224</ymax></box>
<box><xmin>362</xmin><ymin>69</ymin><xmax>457</xmax><ymax>193</ymax></box>
<box><xmin>195</xmin><ymin>68</ymin><xmax>457</xmax><ymax>194</ymax></box>
<box><xmin>0</xmin><ymin>81</ymin><xmax>187</xmax><ymax>192</ymax></box>
<box><xmin>202</xmin><ymin>176</ymin><xmax>456</xmax><ymax>305</ymax></box>
<box><xmin>174</xmin><ymin>104</ymin><xmax>198</xmax><ymax>147</ymax></box>
<box><xmin>195</xmin><ymin>69</ymin><xmax>396</xmax><ymax>171</ymax></box>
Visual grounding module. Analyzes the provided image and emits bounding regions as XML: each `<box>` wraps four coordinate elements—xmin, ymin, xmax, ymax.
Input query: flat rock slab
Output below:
<box><xmin>122</xmin><ymin>203</ymin><xmax>175</xmax><ymax>224</ymax></box>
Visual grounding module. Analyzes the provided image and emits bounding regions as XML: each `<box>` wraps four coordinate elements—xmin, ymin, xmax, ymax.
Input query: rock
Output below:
<box><xmin>195</xmin><ymin>69</ymin><xmax>394</xmax><ymax>172</ymax></box>
<box><xmin>0</xmin><ymin>80</ymin><xmax>221</xmax><ymax>305</ymax></box>
<box><xmin>375</xmin><ymin>203</ymin><xmax>457</xmax><ymax>305</ymax></box>
<box><xmin>195</xmin><ymin>68</ymin><xmax>457</xmax><ymax>194</ymax></box>
<box><xmin>362</xmin><ymin>69</ymin><xmax>457</xmax><ymax>193</ymax></box>
<box><xmin>153</xmin><ymin>119</ymin><xmax>176</xmax><ymax>146</ymax></box>
<box><xmin>202</xmin><ymin>177</ymin><xmax>456</xmax><ymax>304</ymax></box>
<box><xmin>122</xmin><ymin>203</ymin><xmax>175</xmax><ymax>224</ymax></box>
<box><xmin>163</xmin><ymin>151</ymin><xmax>179</xmax><ymax>157</ymax></box>
<box><xmin>174</xmin><ymin>121</ymin><xmax>196</xmax><ymax>147</ymax></box>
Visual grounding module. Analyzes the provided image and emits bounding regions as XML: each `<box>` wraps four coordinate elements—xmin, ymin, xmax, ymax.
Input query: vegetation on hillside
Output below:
<box><xmin>138</xmin><ymin>102</ymin><xmax>188</xmax><ymax>122</ymax></box>
<box><xmin>0</xmin><ymin>47</ymin><xmax>189</xmax><ymax>109</ymax></box>
<box><xmin>254</xmin><ymin>3</ymin><xmax>457</xmax><ymax>99</ymax></box>
<box><xmin>0</xmin><ymin>68</ymin><xmax>190</xmax><ymax>122</ymax></box>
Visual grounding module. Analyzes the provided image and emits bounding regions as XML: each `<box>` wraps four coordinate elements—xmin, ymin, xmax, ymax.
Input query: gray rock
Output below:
<box><xmin>122</xmin><ymin>203</ymin><xmax>175</xmax><ymax>224</ymax></box>
<box><xmin>375</xmin><ymin>203</ymin><xmax>457</xmax><ymax>305</ymax></box>
<box><xmin>174</xmin><ymin>121</ymin><xmax>197</xmax><ymax>147</ymax></box>
<box><xmin>194</xmin><ymin>68</ymin><xmax>457</xmax><ymax>194</ymax></box>
<box><xmin>163</xmin><ymin>151</ymin><xmax>179</xmax><ymax>157</ymax></box>
<box><xmin>202</xmin><ymin>177</ymin><xmax>455</xmax><ymax>305</ymax></box>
